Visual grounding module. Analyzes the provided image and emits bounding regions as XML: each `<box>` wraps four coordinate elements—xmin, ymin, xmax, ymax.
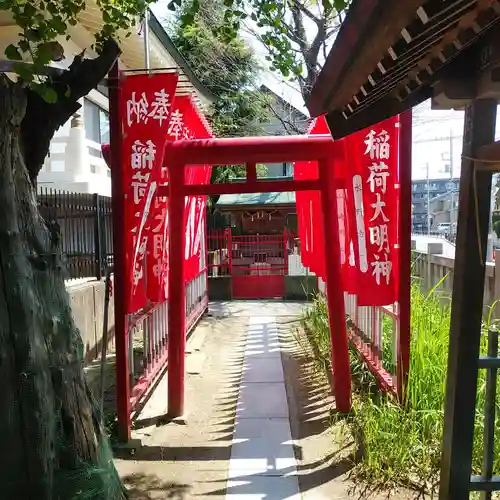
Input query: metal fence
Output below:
<box><xmin>344</xmin><ymin>293</ymin><xmax>400</xmax><ymax>394</ymax></box>
<box><xmin>37</xmin><ymin>187</ymin><xmax>113</xmax><ymax>280</ymax></box>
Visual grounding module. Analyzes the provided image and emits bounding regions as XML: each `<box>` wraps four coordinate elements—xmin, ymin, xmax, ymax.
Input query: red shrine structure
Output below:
<box><xmin>104</xmin><ymin>1</ymin><xmax>500</xmax><ymax>498</ymax></box>
<box><xmin>106</xmin><ymin>63</ymin><xmax>411</xmax><ymax>446</ymax></box>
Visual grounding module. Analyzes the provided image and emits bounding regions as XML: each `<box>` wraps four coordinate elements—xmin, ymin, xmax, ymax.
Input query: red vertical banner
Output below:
<box><xmin>304</xmin><ymin>115</ymin><xmax>335</xmax><ymax>281</ymax></box>
<box><xmin>174</xmin><ymin>96</ymin><xmax>213</xmax><ymax>284</ymax></box>
<box><xmin>120</xmin><ymin>72</ymin><xmax>179</xmax><ymax>313</ymax></box>
<box><xmin>189</xmin><ymin>110</ymin><xmax>213</xmax><ymax>282</ymax></box>
<box><xmin>330</xmin><ymin>138</ymin><xmax>355</xmax><ymax>289</ymax></box>
<box><xmin>147</xmin><ymin>160</ymin><xmax>170</xmax><ymax>304</ymax></box>
<box><xmin>293</xmin><ymin>159</ymin><xmax>309</xmax><ymax>267</ymax></box>
<box><xmin>147</xmin><ymin>93</ymin><xmax>191</xmax><ymax>303</ymax></box>
<box><xmin>152</xmin><ymin>95</ymin><xmax>213</xmax><ymax>297</ymax></box>
<box><xmin>345</xmin><ymin>116</ymin><xmax>400</xmax><ymax>306</ymax></box>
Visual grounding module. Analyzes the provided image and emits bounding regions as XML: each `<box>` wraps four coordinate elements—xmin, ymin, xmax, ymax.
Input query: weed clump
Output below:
<box><xmin>301</xmin><ymin>284</ymin><xmax>498</xmax><ymax>491</ymax></box>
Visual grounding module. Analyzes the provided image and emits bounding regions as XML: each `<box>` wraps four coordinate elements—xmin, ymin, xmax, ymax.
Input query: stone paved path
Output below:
<box><xmin>115</xmin><ymin>301</ymin><xmax>415</xmax><ymax>500</ymax></box>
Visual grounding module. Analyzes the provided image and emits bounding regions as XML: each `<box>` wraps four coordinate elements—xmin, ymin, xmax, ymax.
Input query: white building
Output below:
<box><xmin>0</xmin><ymin>7</ymin><xmax>214</xmax><ymax>196</ymax></box>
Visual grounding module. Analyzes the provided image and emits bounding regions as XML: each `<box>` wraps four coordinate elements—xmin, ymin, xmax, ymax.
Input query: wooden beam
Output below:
<box><xmin>477</xmin><ymin>140</ymin><xmax>500</xmax><ymax>166</ymax></box>
<box><xmin>308</xmin><ymin>0</ymin><xmax>426</xmax><ymax>116</ymax></box>
<box><xmin>439</xmin><ymin>99</ymin><xmax>498</xmax><ymax>500</ymax></box>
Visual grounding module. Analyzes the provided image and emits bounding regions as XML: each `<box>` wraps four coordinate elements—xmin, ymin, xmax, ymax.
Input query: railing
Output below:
<box><xmin>127</xmin><ymin>269</ymin><xmax>209</xmax><ymax>411</ymax></box>
<box><xmin>471</xmin><ymin>327</ymin><xmax>500</xmax><ymax>495</ymax></box>
<box><xmin>186</xmin><ymin>270</ymin><xmax>209</xmax><ymax>332</ymax></box>
<box><xmin>208</xmin><ymin>228</ymin><xmax>307</xmax><ymax>277</ymax></box>
<box><xmin>344</xmin><ymin>292</ymin><xmax>401</xmax><ymax>394</ymax></box>
<box><xmin>38</xmin><ymin>187</ymin><xmax>113</xmax><ymax>280</ymax></box>
<box><xmin>128</xmin><ymin>301</ymin><xmax>169</xmax><ymax>409</ymax></box>
<box><xmin>413</xmin><ymin>230</ymin><xmax>456</xmax><ymax>245</ymax></box>
<box><xmin>207</xmin><ymin>228</ymin><xmax>230</xmax><ymax>277</ymax></box>
<box><xmin>231</xmin><ymin>233</ymin><xmax>287</xmax><ymax>276</ymax></box>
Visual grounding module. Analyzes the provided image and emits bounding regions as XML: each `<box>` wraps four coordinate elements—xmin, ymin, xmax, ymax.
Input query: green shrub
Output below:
<box><xmin>302</xmin><ymin>285</ymin><xmax>500</xmax><ymax>490</ymax></box>
<box><xmin>493</xmin><ymin>220</ymin><xmax>500</xmax><ymax>239</ymax></box>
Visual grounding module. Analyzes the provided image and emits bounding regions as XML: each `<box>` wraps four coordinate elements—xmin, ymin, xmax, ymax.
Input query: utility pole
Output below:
<box><xmin>442</xmin><ymin>129</ymin><xmax>456</xmax><ymax>233</ymax></box>
<box><xmin>143</xmin><ymin>8</ymin><xmax>150</xmax><ymax>70</ymax></box>
<box><xmin>426</xmin><ymin>162</ymin><xmax>431</xmax><ymax>234</ymax></box>
<box><xmin>449</xmin><ymin>129</ymin><xmax>455</xmax><ymax>227</ymax></box>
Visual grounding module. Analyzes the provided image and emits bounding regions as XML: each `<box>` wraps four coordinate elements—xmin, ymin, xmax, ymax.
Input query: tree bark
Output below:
<box><xmin>0</xmin><ymin>76</ymin><xmax>126</xmax><ymax>499</ymax></box>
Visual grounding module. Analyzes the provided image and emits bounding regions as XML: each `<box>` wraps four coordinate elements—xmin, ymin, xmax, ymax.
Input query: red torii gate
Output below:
<box><xmin>158</xmin><ymin>135</ymin><xmax>352</xmax><ymax>416</ymax></box>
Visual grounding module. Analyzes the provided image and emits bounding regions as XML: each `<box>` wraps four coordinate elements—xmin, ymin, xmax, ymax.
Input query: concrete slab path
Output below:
<box><xmin>226</xmin><ymin>315</ymin><xmax>300</xmax><ymax>499</ymax></box>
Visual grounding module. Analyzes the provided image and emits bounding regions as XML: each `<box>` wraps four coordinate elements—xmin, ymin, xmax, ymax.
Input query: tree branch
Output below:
<box><xmin>21</xmin><ymin>39</ymin><xmax>121</xmax><ymax>184</ymax></box>
<box><xmin>267</xmin><ymin>102</ymin><xmax>306</xmax><ymax>135</ymax></box>
<box><xmin>291</xmin><ymin>1</ymin><xmax>309</xmax><ymax>54</ymax></box>
<box><xmin>293</xmin><ymin>1</ymin><xmax>321</xmax><ymax>26</ymax></box>
<box><xmin>280</xmin><ymin>19</ymin><xmax>308</xmax><ymax>47</ymax></box>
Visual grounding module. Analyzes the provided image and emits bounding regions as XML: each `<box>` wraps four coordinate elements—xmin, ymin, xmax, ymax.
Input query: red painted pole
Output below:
<box><xmin>247</xmin><ymin>162</ymin><xmax>257</xmax><ymax>182</ymax></box>
<box><xmin>204</xmin><ymin>210</ymin><xmax>209</xmax><ymax>302</ymax></box>
<box><xmin>108</xmin><ymin>62</ymin><xmax>131</xmax><ymax>441</ymax></box>
<box><xmin>283</xmin><ymin>227</ymin><xmax>289</xmax><ymax>276</ymax></box>
<box><xmin>319</xmin><ymin>158</ymin><xmax>351</xmax><ymax>413</ymax></box>
<box><xmin>167</xmin><ymin>162</ymin><xmax>187</xmax><ymax>417</ymax></box>
<box><xmin>227</xmin><ymin>227</ymin><xmax>233</xmax><ymax>279</ymax></box>
<box><xmin>397</xmin><ymin>110</ymin><xmax>412</xmax><ymax>401</ymax></box>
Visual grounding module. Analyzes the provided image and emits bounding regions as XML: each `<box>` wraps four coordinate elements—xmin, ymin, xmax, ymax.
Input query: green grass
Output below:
<box><xmin>301</xmin><ymin>283</ymin><xmax>500</xmax><ymax>492</ymax></box>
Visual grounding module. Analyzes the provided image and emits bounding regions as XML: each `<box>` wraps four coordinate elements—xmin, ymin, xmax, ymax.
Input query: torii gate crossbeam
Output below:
<box><xmin>159</xmin><ymin>135</ymin><xmax>352</xmax><ymax>417</ymax></box>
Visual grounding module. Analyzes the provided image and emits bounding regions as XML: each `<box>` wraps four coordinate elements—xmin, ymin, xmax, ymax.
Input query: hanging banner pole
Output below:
<box><xmin>143</xmin><ymin>8</ymin><xmax>150</xmax><ymax>70</ymax></box>
<box><xmin>397</xmin><ymin>110</ymin><xmax>412</xmax><ymax>399</ymax></box>
<box><xmin>109</xmin><ymin>61</ymin><xmax>131</xmax><ymax>442</ymax></box>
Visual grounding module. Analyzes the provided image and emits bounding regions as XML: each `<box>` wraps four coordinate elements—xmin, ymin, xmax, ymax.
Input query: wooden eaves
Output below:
<box><xmin>307</xmin><ymin>0</ymin><xmax>500</xmax><ymax>139</ymax></box>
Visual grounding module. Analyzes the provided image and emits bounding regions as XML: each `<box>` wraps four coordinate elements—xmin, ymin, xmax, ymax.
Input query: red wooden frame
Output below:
<box><xmin>109</xmin><ymin>63</ymin><xmax>131</xmax><ymax>441</ymax></box>
<box><xmin>162</xmin><ymin>135</ymin><xmax>352</xmax><ymax>417</ymax></box>
<box><xmin>109</xmin><ymin>112</ymin><xmax>411</xmax><ymax>438</ymax></box>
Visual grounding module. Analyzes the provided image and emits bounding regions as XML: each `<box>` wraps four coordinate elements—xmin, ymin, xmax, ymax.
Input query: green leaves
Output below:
<box><xmin>0</xmin><ymin>0</ymin><xmax>153</xmax><ymax>102</ymax></box>
<box><xmin>5</xmin><ymin>44</ymin><xmax>22</xmax><ymax>61</ymax></box>
<box><xmin>169</xmin><ymin>0</ymin><xmax>271</xmax><ymax>142</ymax></box>
<box><xmin>37</xmin><ymin>85</ymin><xmax>58</xmax><ymax>104</ymax></box>
<box><xmin>170</xmin><ymin>0</ymin><xmax>351</xmax><ymax>99</ymax></box>
<box><xmin>12</xmin><ymin>62</ymin><xmax>34</xmax><ymax>82</ymax></box>
<box><xmin>334</xmin><ymin>0</ymin><xmax>349</xmax><ymax>11</ymax></box>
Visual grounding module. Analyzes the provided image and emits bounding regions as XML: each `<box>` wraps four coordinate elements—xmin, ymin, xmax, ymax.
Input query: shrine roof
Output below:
<box><xmin>216</xmin><ymin>192</ymin><xmax>296</xmax><ymax>208</ymax></box>
<box><xmin>307</xmin><ymin>0</ymin><xmax>500</xmax><ymax>139</ymax></box>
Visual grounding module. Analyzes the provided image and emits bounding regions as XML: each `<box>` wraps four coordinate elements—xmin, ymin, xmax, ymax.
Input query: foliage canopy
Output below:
<box><xmin>0</xmin><ymin>0</ymin><xmax>149</xmax><ymax>100</ymax></box>
<box><xmin>1</xmin><ymin>0</ymin><xmax>350</xmax><ymax>102</ymax></box>
<box><xmin>172</xmin><ymin>0</ymin><xmax>350</xmax><ymax>99</ymax></box>
<box><xmin>169</xmin><ymin>0</ymin><xmax>271</xmax><ymax>184</ymax></box>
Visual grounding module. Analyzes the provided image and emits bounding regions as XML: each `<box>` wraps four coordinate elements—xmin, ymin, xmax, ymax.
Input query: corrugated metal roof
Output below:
<box><xmin>216</xmin><ymin>192</ymin><xmax>296</xmax><ymax>207</ymax></box>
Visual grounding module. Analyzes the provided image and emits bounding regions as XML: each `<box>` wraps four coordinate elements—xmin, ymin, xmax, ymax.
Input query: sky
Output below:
<box><xmin>152</xmin><ymin>1</ymin><xmax>500</xmax><ymax>181</ymax></box>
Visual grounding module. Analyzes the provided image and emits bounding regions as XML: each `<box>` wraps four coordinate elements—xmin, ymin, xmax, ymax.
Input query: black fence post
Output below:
<box><xmin>93</xmin><ymin>193</ymin><xmax>102</xmax><ymax>280</ymax></box>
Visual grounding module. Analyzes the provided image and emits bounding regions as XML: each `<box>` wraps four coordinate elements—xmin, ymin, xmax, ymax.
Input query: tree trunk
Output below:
<box><xmin>0</xmin><ymin>78</ymin><xmax>126</xmax><ymax>499</ymax></box>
